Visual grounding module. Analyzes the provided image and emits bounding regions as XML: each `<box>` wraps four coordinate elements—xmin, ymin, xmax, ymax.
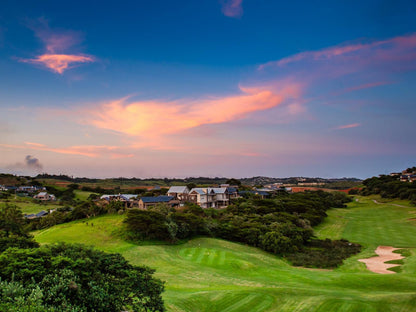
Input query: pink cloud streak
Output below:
<box><xmin>221</xmin><ymin>0</ymin><xmax>243</xmax><ymax>18</ymax></box>
<box><xmin>21</xmin><ymin>54</ymin><xmax>94</xmax><ymax>74</ymax></box>
<box><xmin>0</xmin><ymin>142</ymin><xmax>126</xmax><ymax>158</ymax></box>
<box><xmin>335</xmin><ymin>123</ymin><xmax>361</xmax><ymax>130</ymax></box>
<box><xmin>259</xmin><ymin>33</ymin><xmax>416</xmax><ymax>70</ymax></box>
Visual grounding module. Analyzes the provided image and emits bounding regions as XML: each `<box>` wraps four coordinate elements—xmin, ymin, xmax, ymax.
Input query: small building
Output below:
<box><xmin>100</xmin><ymin>194</ymin><xmax>138</xmax><ymax>208</ymax></box>
<box><xmin>24</xmin><ymin>210</ymin><xmax>49</xmax><ymax>219</ymax></box>
<box><xmin>33</xmin><ymin>192</ymin><xmax>56</xmax><ymax>201</ymax></box>
<box><xmin>138</xmin><ymin>195</ymin><xmax>177</xmax><ymax>210</ymax></box>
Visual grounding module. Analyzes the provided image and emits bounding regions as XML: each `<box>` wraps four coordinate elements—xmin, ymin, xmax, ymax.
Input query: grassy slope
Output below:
<box><xmin>0</xmin><ymin>198</ymin><xmax>61</xmax><ymax>214</ymax></box>
<box><xmin>73</xmin><ymin>190</ymin><xmax>98</xmax><ymax>201</ymax></box>
<box><xmin>34</xmin><ymin>196</ymin><xmax>416</xmax><ymax>312</ymax></box>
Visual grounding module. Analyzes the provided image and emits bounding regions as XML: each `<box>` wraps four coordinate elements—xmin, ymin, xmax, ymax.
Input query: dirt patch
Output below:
<box><xmin>359</xmin><ymin>246</ymin><xmax>404</xmax><ymax>274</ymax></box>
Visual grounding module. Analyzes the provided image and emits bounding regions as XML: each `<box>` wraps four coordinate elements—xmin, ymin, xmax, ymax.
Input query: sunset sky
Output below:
<box><xmin>1</xmin><ymin>0</ymin><xmax>416</xmax><ymax>179</ymax></box>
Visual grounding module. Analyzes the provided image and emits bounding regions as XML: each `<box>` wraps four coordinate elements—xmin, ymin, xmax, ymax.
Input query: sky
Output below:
<box><xmin>1</xmin><ymin>0</ymin><xmax>416</xmax><ymax>179</ymax></box>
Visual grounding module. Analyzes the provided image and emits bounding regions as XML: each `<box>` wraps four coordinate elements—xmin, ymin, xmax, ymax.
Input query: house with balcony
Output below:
<box><xmin>167</xmin><ymin>186</ymin><xmax>190</xmax><ymax>202</ymax></box>
<box><xmin>188</xmin><ymin>188</ymin><xmax>217</xmax><ymax>208</ymax></box>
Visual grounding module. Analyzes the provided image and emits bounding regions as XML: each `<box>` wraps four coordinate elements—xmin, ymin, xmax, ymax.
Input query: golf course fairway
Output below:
<box><xmin>35</xmin><ymin>196</ymin><xmax>416</xmax><ymax>311</ymax></box>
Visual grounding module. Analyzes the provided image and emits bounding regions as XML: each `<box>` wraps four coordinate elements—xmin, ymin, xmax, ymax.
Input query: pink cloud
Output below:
<box><xmin>79</xmin><ymin>84</ymin><xmax>301</xmax><ymax>138</ymax></box>
<box><xmin>20</xmin><ymin>19</ymin><xmax>95</xmax><ymax>74</ymax></box>
<box><xmin>21</xmin><ymin>54</ymin><xmax>94</xmax><ymax>74</ymax></box>
<box><xmin>344</xmin><ymin>81</ymin><xmax>392</xmax><ymax>93</ymax></box>
<box><xmin>259</xmin><ymin>33</ymin><xmax>416</xmax><ymax>70</ymax></box>
<box><xmin>221</xmin><ymin>0</ymin><xmax>243</xmax><ymax>18</ymax></box>
<box><xmin>0</xmin><ymin>142</ymin><xmax>128</xmax><ymax>158</ymax></box>
<box><xmin>335</xmin><ymin>123</ymin><xmax>361</xmax><ymax>130</ymax></box>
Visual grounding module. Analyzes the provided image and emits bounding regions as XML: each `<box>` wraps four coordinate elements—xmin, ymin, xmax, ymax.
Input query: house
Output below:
<box><xmin>100</xmin><ymin>194</ymin><xmax>138</xmax><ymax>208</ymax></box>
<box><xmin>24</xmin><ymin>210</ymin><xmax>49</xmax><ymax>219</ymax></box>
<box><xmin>17</xmin><ymin>186</ymin><xmax>46</xmax><ymax>193</ymax></box>
<box><xmin>138</xmin><ymin>195</ymin><xmax>177</xmax><ymax>210</ymax></box>
<box><xmin>211</xmin><ymin>188</ymin><xmax>229</xmax><ymax>208</ymax></box>
<box><xmin>226</xmin><ymin>187</ymin><xmax>239</xmax><ymax>199</ymax></box>
<box><xmin>188</xmin><ymin>188</ymin><xmax>217</xmax><ymax>208</ymax></box>
<box><xmin>33</xmin><ymin>192</ymin><xmax>56</xmax><ymax>201</ymax></box>
<box><xmin>167</xmin><ymin>186</ymin><xmax>190</xmax><ymax>202</ymax></box>
<box><xmin>238</xmin><ymin>190</ymin><xmax>271</xmax><ymax>199</ymax></box>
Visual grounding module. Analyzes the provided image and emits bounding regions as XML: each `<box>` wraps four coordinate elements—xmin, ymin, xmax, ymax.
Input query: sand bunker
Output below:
<box><xmin>359</xmin><ymin>246</ymin><xmax>404</xmax><ymax>274</ymax></box>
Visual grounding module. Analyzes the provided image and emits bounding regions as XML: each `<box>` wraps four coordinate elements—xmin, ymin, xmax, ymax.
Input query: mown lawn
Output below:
<box><xmin>0</xmin><ymin>199</ymin><xmax>62</xmax><ymax>214</ymax></box>
<box><xmin>34</xmin><ymin>196</ymin><xmax>416</xmax><ymax>312</ymax></box>
<box><xmin>73</xmin><ymin>190</ymin><xmax>98</xmax><ymax>201</ymax></box>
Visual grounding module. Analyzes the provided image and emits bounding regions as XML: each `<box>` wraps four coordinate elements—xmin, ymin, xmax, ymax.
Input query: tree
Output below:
<box><xmin>0</xmin><ymin>243</ymin><xmax>165</xmax><ymax>311</ymax></box>
<box><xmin>226</xmin><ymin>178</ymin><xmax>241</xmax><ymax>186</ymax></box>
<box><xmin>0</xmin><ymin>204</ymin><xmax>27</xmax><ymax>237</ymax></box>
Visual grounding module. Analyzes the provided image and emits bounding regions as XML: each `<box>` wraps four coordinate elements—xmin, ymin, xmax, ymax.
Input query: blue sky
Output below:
<box><xmin>1</xmin><ymin>0</ymin><xmax>416</xmax><ymax>178</ymax></box>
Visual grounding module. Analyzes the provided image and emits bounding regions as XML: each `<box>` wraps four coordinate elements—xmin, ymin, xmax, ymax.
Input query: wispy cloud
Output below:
<box><xmin>344</xmin><ymin>81</ymin><xmax>392</xmax><ymax>93</ymax></box>
<box><xmin>220</xmin><ymin>0</ymin><xmax>243</xmax><ymax>18</ymax></box>
<box><xmin>0</xmin><ymin>142</ymin><xmax>129</xmax><ymax>158</ymax></box>
<box><xmin>259</xmin><ymin>33</ymin><xmax>416</xmax><ymax>70</ymax></box>
<box><xmin>21</xmin><ymin>54</ymin><xmax>94</xmax><ymax>74</ymax></box>
<box><xmin>19</xmin><ymin>18</ymin><xmax>95</xmax><ymax>74</ymax></box>
<box><xmin>335</xmin><ymin>123</ymin><xmax>361</xmax><ymax>130</ymax></box>
<box><xmin>79</xmin><ymin>84</ymin><xmax>300</xmax><ymax>138</ymax></box>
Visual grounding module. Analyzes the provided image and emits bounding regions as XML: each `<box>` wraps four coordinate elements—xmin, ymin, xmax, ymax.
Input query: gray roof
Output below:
<box><xmin>190</xmin><ymin>188</ymin><xmax>216</xmax><ymax>195</ymax></box>
<box><xmin>210</xmin><ymin>188</ymin><xmax>228</xmax><ymax>194</ymax></box>
<box><xmin>168</xmin><ymin>186</ymin><xmax>189</xmax><ymax>194</ymax></box>
<box><xmin>120</xmin><ymin>194</ymin><xmax>137</xmax><ymax>200</ymax></box>
<box><xmin>37</xmin><ymin>192</ymin><xmax>48</xmax><ymax>196</ymax></box>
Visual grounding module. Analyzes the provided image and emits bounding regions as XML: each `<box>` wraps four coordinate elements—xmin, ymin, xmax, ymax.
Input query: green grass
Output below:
<box><xmin>0</xmin><ymin>199</ymin><xmax>62</xmax><ymax>214</ymax></box>
<box><xmin>34</xmin><ymin>196</ymin><xmax>416</xmax><ymax>312</ymax></box>
<box><xmin>73</xmin><ymin>190</ymin><xmax>98</xmax><ymax>201</ymax></box>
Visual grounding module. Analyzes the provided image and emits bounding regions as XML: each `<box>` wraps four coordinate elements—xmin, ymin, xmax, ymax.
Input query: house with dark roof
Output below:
<box><xmin>138</xmin><ymin>195</ymin><xmax>177</xmax><ymax>209</ymax></box>
<box><xmin>24</xmin><ymin>210</ymin><xmax>49</xmax><ymax>219</ymax></box>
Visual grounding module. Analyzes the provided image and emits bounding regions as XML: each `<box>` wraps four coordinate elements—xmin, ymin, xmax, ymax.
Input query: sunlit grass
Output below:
<box><xmin>34</xmin><ymin>197</ymin><xmax>416</xmax><ymax>311</ymax></box>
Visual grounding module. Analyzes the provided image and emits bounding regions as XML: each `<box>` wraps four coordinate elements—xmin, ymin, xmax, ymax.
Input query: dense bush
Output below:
<box><xmin>360</xmin><ymin>169</ymin><xmax>416</xmax><ymax>204</ymax></box>
<box><xmin>0</xmin><ymin>244</ymin><xmax>165</xmax><ymax>312</ymax></box>
<box><xmin>285</xmin><ymin>239</ymin><xmax>361</xmax><ymax>268</ymax></box>
<box><xmin>0</xmin><ymin>204</ymin><xmax>165</xmax><ymax>311</ymax></box>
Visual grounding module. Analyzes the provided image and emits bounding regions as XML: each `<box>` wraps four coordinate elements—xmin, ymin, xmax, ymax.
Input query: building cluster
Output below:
<box><xmin>0</xmin><ymin>185</ymin><xmax>46</xmax><ymax>193</ymax></box>
<box><xmin>391</xmin><ymin>170</ymin><xmax>416</xmax><ymax>183</ymax></box>
<box><xmin>99</xmin><ymin>184</ymin><xmax>292</xmax><ymax>210</ymax></box>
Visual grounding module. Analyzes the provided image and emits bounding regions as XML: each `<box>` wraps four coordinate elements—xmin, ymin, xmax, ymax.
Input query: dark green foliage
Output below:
<box><xmin>360</xmin><ymin>170</ymin><xmax>416</xmax><ymax>204</ymax></box>
<box><xmin>0</xmin><ymin>204</ymin><xmax>27</xmax><ymax>237</ymax></box>
<box><xmin>125</xmin><ymin>210</ymin><xmax>170</xmax><ymax>240</ymax></box>
<box><xmin>285</xmin><ymin>239</ymin><xmax>362</xmax><ymax>268</ymax></box>
<box><xmin>0</xmin><ymin>243</ymin><xmax>165</xmax><ymax>312</ymax></box>
<box><xmin>0</xmin><ymin>236</ymin><xmax>39</xmax><ymax>252</ymax></box>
